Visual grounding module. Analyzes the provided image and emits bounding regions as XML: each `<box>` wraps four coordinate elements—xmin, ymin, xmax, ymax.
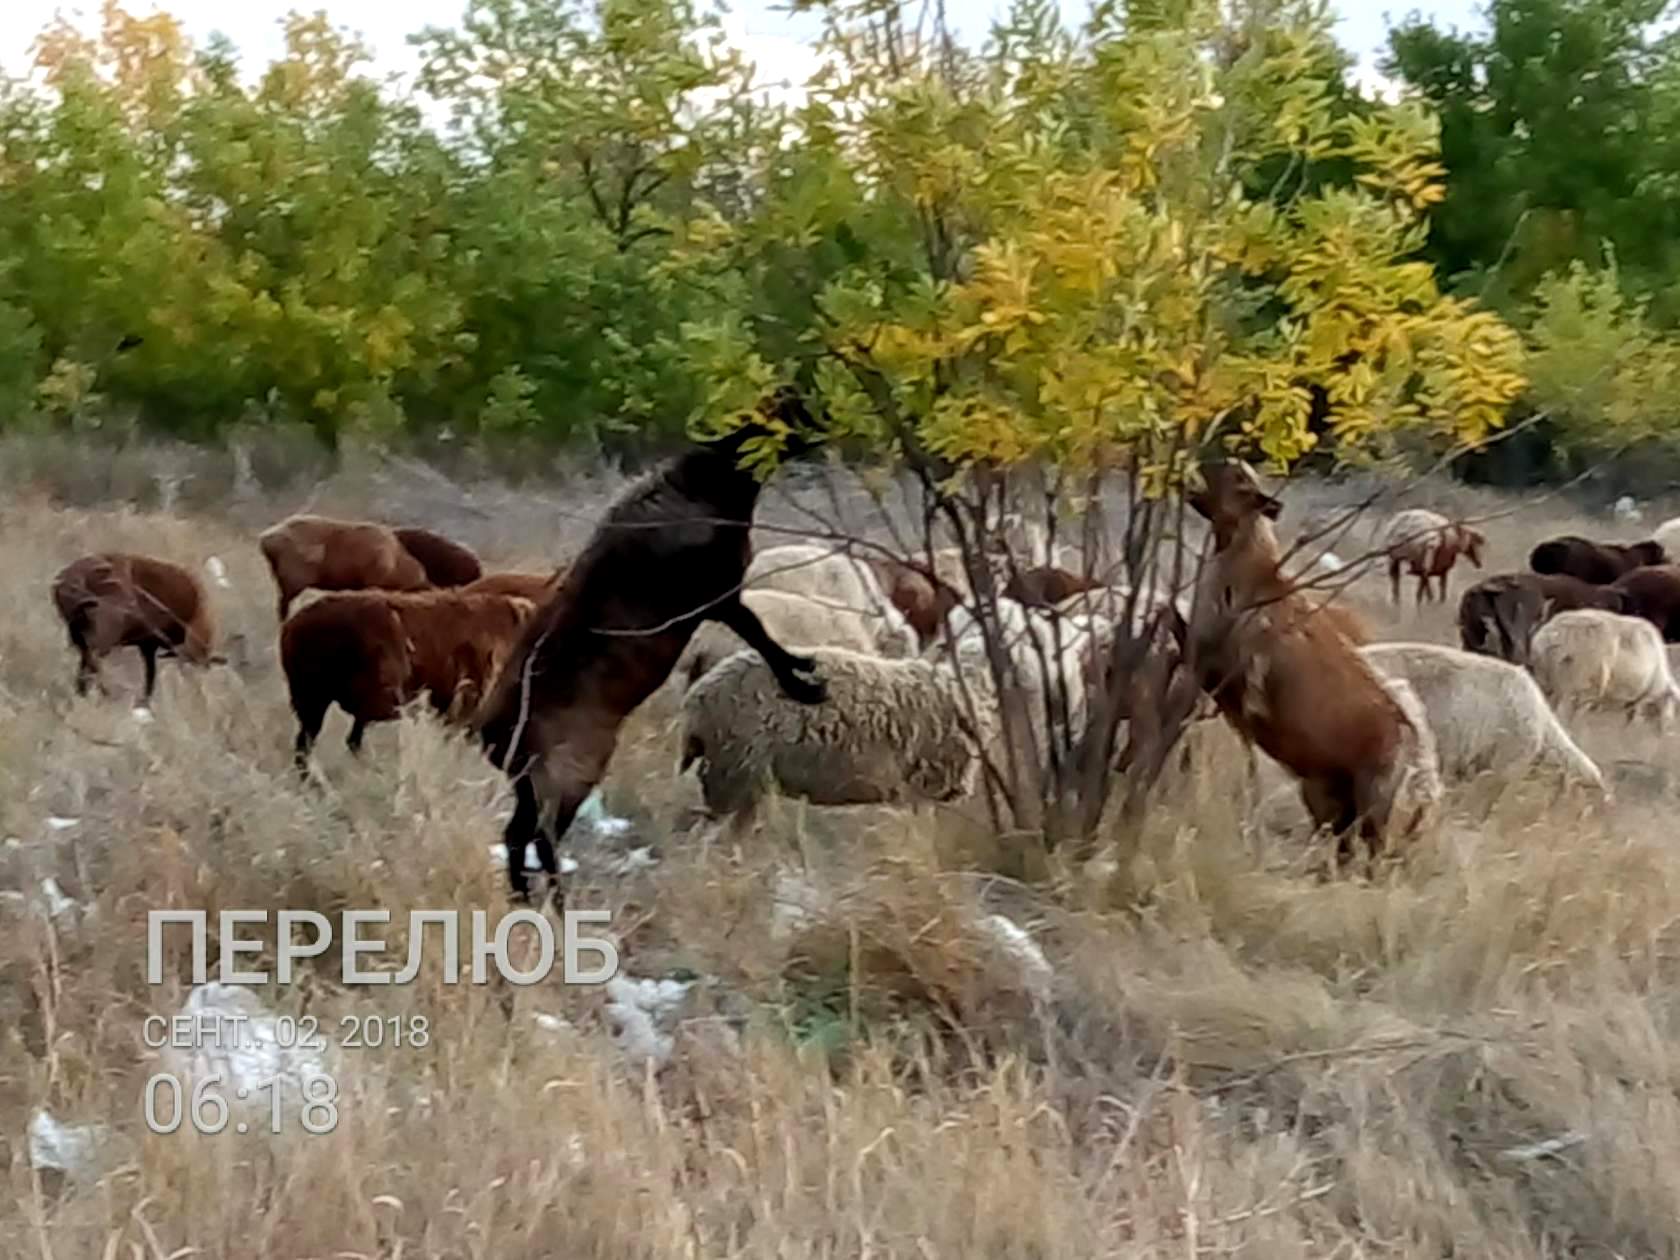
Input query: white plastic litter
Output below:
<box><xmin>603</xmin><ymin>975</ymin><xmax>695</xmax><ymax>1072</ymax></box>
<box><xmin>595</xmin><ymin>845</ymin><xmax>658</xmax><ymax>876</ymax></box>
<box><xmin>28</xmin><ymin>1109</ymin><xmax>111</xmax><ymax>1179</ymax></box>
<box><xmin>45</xmin><ymin>817</ymin><xmax>79</xmax><ymax>832</ymax></box>
<box><xmin>37</xmin><ymin>878</ymin><xmax>78</xmax><ymax>921</ymax></box>
<box><xmin>131</xmin><ymin>706</ymin><xmax>154</xmax><ymax>725</ymax></box>
<box><xmin>484</xmin><ymin>845</ymin><xmax>580</xmax><ymax>875</ymax></box>
<box><xmin>979</xmin><ymin>914</ymin><xmax>1055</xmax><ymax>1001</ymax></box>
<box><xmin>575</xmin><ymin>789</ymin><xmax>633</xmax><ymax>837</ymax></box>
<box><xmin>205</xmin><ymin>555</ymin><xmax>232</xmax><ymax>589</ymax></box>
<box><xmin>1501</xmin><ymin>1131</ymin><xmax>1588</xmax><ymax>1161</ymax></box>
<box><xmin>159</xmin><ymin>983</ymin><xmax>333</xmax><ymax>1106</ymax></box>
<box><xmin>770</xmin><ymin>871</ymin><xmax>822</xmax><ymax>943</ymax></box>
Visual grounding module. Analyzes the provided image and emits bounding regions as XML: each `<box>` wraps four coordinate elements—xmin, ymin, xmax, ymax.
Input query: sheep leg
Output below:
<box><xmin>714</xmin><ymin>599</ymin><xmax>828</xmax><ymax>704</ymax></box>
<box><xmin>1388</xmin><ymin>560</ymin><xmax>1402</xmax><ymax>607</ymax></box>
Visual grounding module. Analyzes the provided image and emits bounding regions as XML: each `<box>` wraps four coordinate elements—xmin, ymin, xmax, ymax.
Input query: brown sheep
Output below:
<box><xmin>1458</xmin><ymin>572</ymin><xmax>1628</xmax><ymax>665</ymax></box>
<box><xmin>861</xmin><ymin>553</ymin><xmax>961</xmax><ymax>647</ymax></box>
<box><xmin>1528</xmin><ymin>534</ymin><xmax>1665</xmax><ymax>585</ymax></box>
<box><xmin>52</xmin><ymin>553</ymin><xmax>222</xmax><ymax>704</ymax></box>
<box><xmin>463</xmin><ymin>570</ymin><xmax>563</xmax><ymax>602</ymax></box>
<box><xmin>1608</xmin><ymin>564</ymin><xmax>1680</xmax><ymax>642</ymax></box>
<box><xmin>1381</xmin><ymin>508</ymin><xmax>1485</xmax><ymax>606</ymax></box>
<box><xmin>1003</xmin><ymin>564</ymin><xmax>1104</xmax><ymax>610</ymax></box>
<box><xmin>472</xmin><ymin>388</ymin><xmax>829</xmax><ymax>904</ymax></box>
<box><xmin>1184</xmin><ymin>460</ymin><xmax>1439</xmax><ymax>863</ymax></box>
<box><xmin>392</xmin><ymin>526</ymin><xmax>484</xmax><ymax>588</ymax></box>
<box><xmin>258</xmin><ymin>514</ymin><xmax>431</xmax><ymax>621</ymax></box>
<box><xmin>282</xmin><ymin>589</ymin><xmax>537</xmax><ymax>770</ymax></box>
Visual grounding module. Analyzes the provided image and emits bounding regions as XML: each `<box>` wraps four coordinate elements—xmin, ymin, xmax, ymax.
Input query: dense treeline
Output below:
<box><xmin>0</xmin><ymin>0</ymin><xmax>1677</xmax><ymax>472</ymax></box>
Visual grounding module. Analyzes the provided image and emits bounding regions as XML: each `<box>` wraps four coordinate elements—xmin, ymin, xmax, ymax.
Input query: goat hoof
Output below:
<box><xmin>788</xmin><ymin>652</ymin><xmax>819</xmax><ymax>674</ymax></box>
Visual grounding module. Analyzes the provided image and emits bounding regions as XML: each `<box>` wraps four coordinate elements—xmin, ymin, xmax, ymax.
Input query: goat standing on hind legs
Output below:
<box><xmin>1183</xmin><ymin>460</ymin><xmax>1441</xmax><ymax>870</ymax></box>
<box><xmin>472</xmin><ymin>388</ymin><xmax>830</xmax><ymax>908</ymax></box>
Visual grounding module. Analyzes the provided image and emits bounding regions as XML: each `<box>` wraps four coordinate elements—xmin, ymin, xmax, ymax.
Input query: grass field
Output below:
<box><xmin>5</xmin><ymin>446</ymin><xmax>1680</xmax><ymax>1258</ymax></box>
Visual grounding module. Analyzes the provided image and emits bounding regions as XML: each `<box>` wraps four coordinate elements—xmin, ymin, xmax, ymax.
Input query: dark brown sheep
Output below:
<box><xmin>1528</xmin><ymin>534</ymin><xmax>1665</xmax><ymax>585</ymax></box>
<box><xmin>861</xmin><ymin>554</ymin><xmax>961</xmax><ymax>647</ymax></box>
<box><xmin>1003</xmin><ymin>564</ymin><xmax>1104</xmax><ymax>610</ymax></box>
<box><xmin>1457</xmin><ymin>572</ymin><xmax>1626</xmax><ymax>665</ymax></box>
<box><xmin>473</xmin><ymin>388</ymin><xmax>828</xmax><ymax>904</ymax></box>
<box><xmin>463</xmin><ymin>570</ymin><xmax>563</xmax><ymax>602</ymax></box>
<box><xmin>1184</xmin><ymin>460</ymin><xmax>1438</xmax><ymax>863</ymax></box>
<box><xmin>1608</xmin><ymin>564</ymin><xmax>1680</xmax><ymax>642</ymax></box>
<box><xmin>392</xmin><ymin>526</ymin><xmax>484</xmax><ymax>588</ymax></box>
<box><xmin>282</xmin><ymin>589</ymin><xmax>537</xmax><ymax>769</ymax></box>
<box><xmin>258</xmin><ymin>514</ymin><xmax>431</xmax><ymax>621</ymax></box>
<box><xmin>51</xmin><ymin>553</ymin><xmax>222</xmax><ymax>704</ymax></box>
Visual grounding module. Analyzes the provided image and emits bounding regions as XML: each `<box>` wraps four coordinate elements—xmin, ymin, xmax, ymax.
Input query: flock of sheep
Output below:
<box><xmin>42</xmin><ymin>406</ymin><xmax>1680</xmax><ymax>896</ymax></box>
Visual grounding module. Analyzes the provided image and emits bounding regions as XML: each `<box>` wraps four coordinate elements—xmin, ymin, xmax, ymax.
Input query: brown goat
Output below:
<box><xmin>282</xmin><ymin>589</ymin><xmax>537</xmax><ymax>769</ymax></box>
<box><xmin>1003</xmin><ymin>564</ymin><xmax>1104</xmax><ymax>610</ymax></box>
<box><xmin>1529</xmin><ymin>534</ymin><xmax>1665</xmax><ymax>585</ymax></box>
<box><xmin>1381</xmin><ymin>509</ymin><xmax>1485</xmax><ymax>606</ymax></box>
<box><xmin>463</xmin><ymin>570</ymin><xmax>563</xmax><ymax>602</ymax></box>
<box><xmin>52</xmin><ymin>553</ymin><xmax>221</xmax><ymax>704</ymax></box>
<box><xmin>1184</xmin><ymin>460</ymin><xmax>1436</xmax><ymax>863</ymax></box>
<box><xmin>1457</xmin><ymin>572</ymin><xmax>1626</xmax><ymax>665</ymax></box>
<box><xmin>258</xmin><ymin>514</ymin><xmax>431</xmax><ymax>621</ymax></box>
<box><xmin>861</xmin><ymin>554</ymin><xmax>961</xmax><ymax>647</ymax></box>
<box><xmin>473</xmin><ymin>388</ymin><xmax>829</xmax><ymax>904</ymax></box>
<box><xmin>1609</xmin><ymin>564</ymin><xmax>1680</xmax><ymax>642</ymax></box>
<box><xmin>392</xmin><ymin>526</ymin><xmax>484</xmax><ymax>588</ymax></box>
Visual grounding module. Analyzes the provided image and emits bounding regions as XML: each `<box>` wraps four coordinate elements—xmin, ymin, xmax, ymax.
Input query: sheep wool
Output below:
<box><xmin>679</xmin><ymin>645</ymin><xmax>981</xmax><ymax>818</ymax></box>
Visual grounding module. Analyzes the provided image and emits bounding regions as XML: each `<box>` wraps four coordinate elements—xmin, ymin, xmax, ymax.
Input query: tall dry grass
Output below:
<box><xmin>4</xmin><ymin>454</ymin><xmax>1680</xmax><ymax>1257</ymax></box>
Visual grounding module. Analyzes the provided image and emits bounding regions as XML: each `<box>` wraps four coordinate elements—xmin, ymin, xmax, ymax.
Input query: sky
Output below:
<box><xmin>0</xmin><ymin>0</ymin><xmax>1490</xmax><ymax>99</ymax></box>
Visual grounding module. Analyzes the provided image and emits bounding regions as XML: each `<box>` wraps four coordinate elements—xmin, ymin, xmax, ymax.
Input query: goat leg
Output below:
<box><xmin>714</xmin><ymin>598</ymin><xmax>828</xmax><ymax>704</ymax></box>
<box><xmin>503</xmin><ymin>775</ymin><xmax>542</xmax><ymax>903</ymax></box>
<box><xmin>74</xmin><ymin>644</ymin><xmax>98</xmax><ymax>697</ymax></box>
<box><xmin>139</xmin><ymin>643</ymin><xmax>159</xmax><ymax>705</ymax></box>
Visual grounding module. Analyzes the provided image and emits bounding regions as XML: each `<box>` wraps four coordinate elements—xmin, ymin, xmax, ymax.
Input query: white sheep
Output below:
<box><xmin>1051</xmin><ymin>581</ymin><xmax>1189</xmax><ymax>633</ymax></box>
<box><xmin>938</xmin><ymin>597</ymin><xmax>1095</xmax><ymax>755</ymax></box>
<box><xmin>1652</xmin><ymin>516</ymin><xmax>1680</xmax><ymax>563</ymax></box>
<box><xmin>677</xmin><ymin>646</ymin><xmax>984</xmax><ymax>831</ymax></box>
<box><xmin>1529</xmin><ymin>608</ymin><xmax>1680</xmax><ymax>731</ymax></box>
<box><xmin>1372</xmin><ymin>673</ymin><xmax>1445</xmax><ymax>842</ymax></box>
<box><xmin>675</xmin><ymin>589</ymin><xmax>882</xmax><ymax>692</ymax></box>
<box><xmin>1358</xmin><ymin>641</ymin><xmax>1607</xmax><ymax>795</ymax></box>
<box><xmin>745</xmin><ymin>544</ymin><xmax>916</xmax><ymax>657</ymax></box>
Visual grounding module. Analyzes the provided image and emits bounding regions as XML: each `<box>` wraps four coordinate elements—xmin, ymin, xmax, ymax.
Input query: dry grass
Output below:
<box><xmin>6</xmin><ymin>454</ymin><xmax>1680</xmax><ymax>1258</ymax></box>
